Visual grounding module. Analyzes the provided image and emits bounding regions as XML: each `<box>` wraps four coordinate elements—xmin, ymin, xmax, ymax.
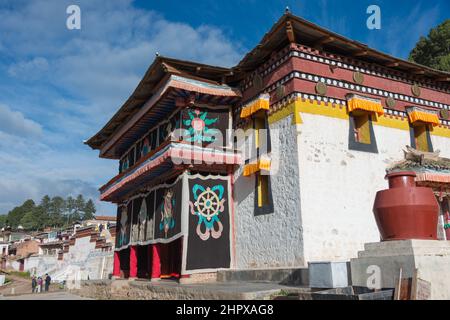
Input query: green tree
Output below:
<box><xmin>83</xmin><ymin>199</ymin><xmax>96</xmax><ymax>220</ymax></box>
<box><xmin>64</xmin><ymin>196</ymin><xmax>75</xmax><ymax>226</ymax></box>
<box><xmin>39</xmin><ymin>195</ymin><xmax>52</xmax><ymax>227</ymax></box>
<box><xmin>7</xmin><ymin>199</ymin><xmax>36</xmax><ymax>229</ymax></box>
<box><xmin>74</xmin><ymin>194</ymin><xmax>86</xmax><ymax>221</ymax></box>
<box><xmin>409</xmin><ymin>19</ymin><xmax>450</xmax><ymax>72</ymax></box>
<box><xmin>49</xmin><ymin>196</ymin><xmax>65</xmax><ymax>227</ymax></box>
<box><xmin>19</xmin><ymin>210</ymin><xmax>42</xmax><ymax>230</ymax></box>
<box><xmin>0</xmin><ymin>215</ymin><xmax>7</xmax><ymax>229</ymax></box>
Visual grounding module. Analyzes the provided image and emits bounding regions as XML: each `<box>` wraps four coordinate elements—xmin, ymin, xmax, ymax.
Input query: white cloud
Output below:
<box><xmin>0</xmin><ymin>104</ymin><xmax>42</xmax><ymax>138</ymax></box>
<box><xmin>8</xmin><ymin>57</ymin><xmax>49</xmax><ymax>80</ymax></box>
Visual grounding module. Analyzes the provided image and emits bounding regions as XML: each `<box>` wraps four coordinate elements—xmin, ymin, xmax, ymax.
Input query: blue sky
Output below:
<box><xmin>0</xmin><ymin>0</ymin><xmax>448</xmax><ymax>215</ymax></box>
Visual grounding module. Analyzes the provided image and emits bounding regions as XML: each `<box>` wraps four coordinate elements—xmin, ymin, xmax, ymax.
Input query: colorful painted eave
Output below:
<box><xmin>100</xmin><ymin>142</ymin><xmax>242</xmax><ymax>202</ymax></box>
<box><xmin>416</xmin><ymin>172</ymin><xmax>450</xmax><ymax>184</ymax></box>
<box><xmin>170</xmin><ymin>75</ymin><xmax>241</xmax><ymax>97</ymax></box>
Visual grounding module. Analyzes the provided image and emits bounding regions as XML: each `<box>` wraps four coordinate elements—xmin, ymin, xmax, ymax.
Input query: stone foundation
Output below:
<box><xmin>351</xmin><ymin>240</ymin><xmax>450</xmax><ymax>300</ymax></box>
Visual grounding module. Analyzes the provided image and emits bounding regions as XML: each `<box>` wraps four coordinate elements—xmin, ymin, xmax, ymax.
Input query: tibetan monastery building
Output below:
<box><xmin>86</xmin><ymin>12</ymin><xmax>450</xmax><ymax>281</ymax></box>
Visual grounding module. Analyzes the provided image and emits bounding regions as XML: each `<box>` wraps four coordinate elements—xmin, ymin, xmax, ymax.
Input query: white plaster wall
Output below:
<box><xmin>24</xmin><ymin>256</ymin><xmax>40</xmax><ymax>273</ymax></box>
<box><xmin>57</xmin><ymin>237</ymin><xmax>113</xmax><ymax>281</ymax></box>
<box><xmin>297</xmin><ymin>113</ymin><xmax>415</xmax><ymax>262</ymax></box>
<box><xmin>234</xmin><ymin>115</ymin><xmax>304</xmax><ymax>268</ymax></box>
<box><xmin>21</xmin><ymin>239</ymin><xmax>114</xmax><ymax>281</ymax></box>
<box><xmin>7</xmin><ymin>260</ymin><xmax>21</xmax><ymax>271</ymax></box>
<box><xmin>430</xmin><ymin>134</ymin><xmax>450</xmax><ymax>158</ymax></box>
<box><xmin>34</xmin><ymin>255</ymin><xmax>60</xmax><ymax>276</ymax></box>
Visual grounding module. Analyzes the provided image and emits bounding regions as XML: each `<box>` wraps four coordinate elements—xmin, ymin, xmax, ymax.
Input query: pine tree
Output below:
<box><xmin>83</xmin><ymin>199</ymin><xmax>96</xmax><ymax>220</ymax></box>
<box><xmin>409</xmin><ymin>20</ymin><xmax>450</xmax><ymax>71</ymax></box>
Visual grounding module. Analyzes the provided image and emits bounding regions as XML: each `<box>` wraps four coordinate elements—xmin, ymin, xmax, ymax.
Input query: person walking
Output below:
<box><xmin>31</xmin><ymin>275</ymin><xmax>37</xmax><ymax>293</ymax></box>
<box><xmin>37</xmin><ymin>276</ymin><xmax>43</xmax><ymax>293</ymax></box>
<box><xmin>44</xmin><ymin>273</ymin><xmax>51</xmax><ymax>292</ymax></box>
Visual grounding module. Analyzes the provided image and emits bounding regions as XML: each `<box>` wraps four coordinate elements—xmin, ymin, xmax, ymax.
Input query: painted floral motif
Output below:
<box><xmin>159</xmin><ymin>188</ymin><xmax>176</xmax><ymax>238</ymax></box>
<box><xmin>189</xmin><ymin>184</ymin><xmax>225</xmax><ymax>241</ymax></box>
<box><xmin>183</xmin><ymin>109</ymin><xmax>219</xmax><ymax>143</ymax></box>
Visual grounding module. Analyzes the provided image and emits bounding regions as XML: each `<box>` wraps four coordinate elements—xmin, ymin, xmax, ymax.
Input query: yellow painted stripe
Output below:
<box><xmin>431</xmin><ymin>125</ymin><xmax>450</xmax><ymax>138</ymax></box>
<box><xmin>375</xmin><ymin>115</ymin><xmax>410</xmax><ymax>131</ymax></box>
<box><xmin>297</xmin><ymin>100</ymin><xmax>349</xmax><ymax>120</ymax></box>
<box><xmin>268</xmin><ymin>102</ymin><xmax>295</xmax><ymax>124</ymax></box>
<box><xmin>292</xmin><ymin>100</ymin><xmax>303</xmax><ymax>125</ymax></box>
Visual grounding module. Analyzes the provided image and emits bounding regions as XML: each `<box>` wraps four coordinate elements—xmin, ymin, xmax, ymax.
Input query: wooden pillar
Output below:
<box><xmin>147</xmin><ymin>245</ymin><xmax>153</xmax><ymax>279</ymax></box>
<box><xmin>151</xmin><ymin>244</ymin><xmax>161</xmax><ymax>281</ymax></box>
<box><xmin>129</xmin><ymin>245</ymin><xmax>138</xmax><ymax>278</ymax></box>
<box><xmin>113</xmin><ymin>251</ymin><xmax>121</xmax><ymax>277</ymax></box>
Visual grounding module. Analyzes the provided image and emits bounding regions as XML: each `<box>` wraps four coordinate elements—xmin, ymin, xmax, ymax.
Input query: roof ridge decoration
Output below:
<box><xmin>388</xmin><ymin>147</ymin><xmax>450</xmax><ymax>181</ymax></box>
<box><xmin>236</xmin><ymin>13</ymin><xmax>450</xmax><ymax>82</ymax></box>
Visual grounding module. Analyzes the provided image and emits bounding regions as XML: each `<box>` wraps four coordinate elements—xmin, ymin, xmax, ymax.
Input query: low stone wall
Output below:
<box><xmin>70</xmin><ymin>279</ymin><xmax>285</xmax><ymax>300</ymax></box>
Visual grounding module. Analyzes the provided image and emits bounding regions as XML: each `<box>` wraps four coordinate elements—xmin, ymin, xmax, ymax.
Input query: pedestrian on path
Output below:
<box><xmin>44</xmin><ymin>274</ymin><xmax>51</xmax><ymax>292</ymax></box>
<box><xmin>37</xmin><ymin>276</ymin><xmax>43</xmax><ymax>293</ymax></box>
<box><xmin>31</xmin><ymin>275</ymin><xmax>37</xmax><ymax>293</ymax></box>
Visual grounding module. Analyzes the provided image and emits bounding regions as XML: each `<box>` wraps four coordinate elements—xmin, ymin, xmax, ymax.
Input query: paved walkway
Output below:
<box><xmin>0</xmin><ymin>292</ymin><xmax>92</xmax><ymax>300</ymax></box>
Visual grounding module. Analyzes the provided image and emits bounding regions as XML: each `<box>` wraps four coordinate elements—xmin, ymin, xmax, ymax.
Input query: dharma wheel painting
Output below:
<box><xmin>186</xmin><ymin>176</ymin><xmax>231</xmax><ymax>271</ymax></box>
<box><xmin>189</xmin><ymin>183</ymin><xmax>225</xmax><ymax>241</ymax></box>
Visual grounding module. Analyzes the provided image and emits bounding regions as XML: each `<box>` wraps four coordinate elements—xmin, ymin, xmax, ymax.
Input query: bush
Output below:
<box><xmin>9</xmin><ymin>271</ymin><xmax>31</xmax><ymax>279</ymax></box>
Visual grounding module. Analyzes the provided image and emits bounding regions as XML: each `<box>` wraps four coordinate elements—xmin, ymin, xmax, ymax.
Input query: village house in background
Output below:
<box><xmin>85</xmin><ymin>11</ymin><xmax>450</xmax><ymax>283</ymax></box>
<box><xmin>0</xmin><ymin>216</ymin><xmax>116</xmax><ymax>282</ymax></box>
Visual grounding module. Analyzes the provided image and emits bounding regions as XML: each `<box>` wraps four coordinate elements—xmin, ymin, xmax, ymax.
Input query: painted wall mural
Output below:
<box><xmin>145</xmin><ymin>191</ymin><xmax>155</xmax><ymax>241</ymax></box>
<box><xmin>131</xmin><ymin>197</ymin><xmax>142</xmax><ymax>243</ymax></box>
<box><xmin>189</xmin><ymin>184</ymin><xmax>225</xmax><ymax>241</ymax></box>
<box><xmin>160</xmin><ymin>188</ymin><xmax>176</xmax><ymax>237</ymax></box>
<box><xmin>154</xmin><ymin>179</ymin><xmax>182</xmax><ymax>240</ymax></box>
<box><xmin>116</xmin><ymin>203</ymin><xmax>131</xmax><ymax>248</ymax></box>
<box><xmin>115</xmin><ymin>177</ymin><xmax>182</xmax><ymax>250</ymax></box>
<box><xmin>186</xmin><ymin>175</ymin><xmax>231</xmax><ymax>271</ymax></box>
<box><xmin>114</xmin><ymin>173</ymin><xmax>231</xmax><ymax>272</ymax></box>
<box><xmin>181</xmin><ymin>107</ymin><xmax>230</xmax><ymax>148</ymax></box>
<box><xmin>138</xmin><ymin>198</ymin><xmax>147</xmax><ymax>241</ymax></box>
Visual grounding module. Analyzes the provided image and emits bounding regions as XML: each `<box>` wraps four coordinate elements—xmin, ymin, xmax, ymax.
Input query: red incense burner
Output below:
<box><xmin>373</xmin><ymin>171</ymin><xmax>439</xmax><ymax>241</ymax></box>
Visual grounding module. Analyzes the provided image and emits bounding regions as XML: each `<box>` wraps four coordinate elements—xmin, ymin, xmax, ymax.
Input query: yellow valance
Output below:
<box><xmin>347</xmin><ymin>94</ymin><xmax>384</xmax><ymax>116</ymax></box>
<box><xmin>240</xmin><ymin>94</ymin><xmax>270</xmax><ymax>119</ymax></box>
<box><xmin>407</xmin><ymin>108</ymin><xmax>440</xmax><ymax>126</ymax></box>
<box><xmin>243</xmin><ymin>158</ymin><xmax>271</xmax><ymax>177</ymax></box>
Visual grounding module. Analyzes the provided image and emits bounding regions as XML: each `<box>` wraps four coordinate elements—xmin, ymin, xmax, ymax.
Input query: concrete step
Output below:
<box><xmin>217</xmin><ymin>268</ymin><xmax>309</xmax><ymax>286</ymax></box>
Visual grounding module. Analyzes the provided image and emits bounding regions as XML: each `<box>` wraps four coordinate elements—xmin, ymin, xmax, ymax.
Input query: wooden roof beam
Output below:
<box><xmin>286</xmin><ymin>20</ymin><xmax>296</xmax><ymax>43</ymax></box>
<box><xmin>413</xmin><ymin>69</ymin><xmax>426</xmax><ymax>75</ymax></box>
<box><xmin>315</xmin><ymin>36</ymin><xmax>335</xmax><ymax>45</ymax></box>
<box><xmin>385</xmin><ymin>61</ymin><xmax>400</xmax><ymax>68</ymax></box>
<box><xmin>436</xmin><ymin>76</ymin><xmax>450</xmax><ymax>82</ymax></box>
<box><xmin>353</xmin><ymin>50</ymin><xmax>368</xmax><ymax>57</ymax></box>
